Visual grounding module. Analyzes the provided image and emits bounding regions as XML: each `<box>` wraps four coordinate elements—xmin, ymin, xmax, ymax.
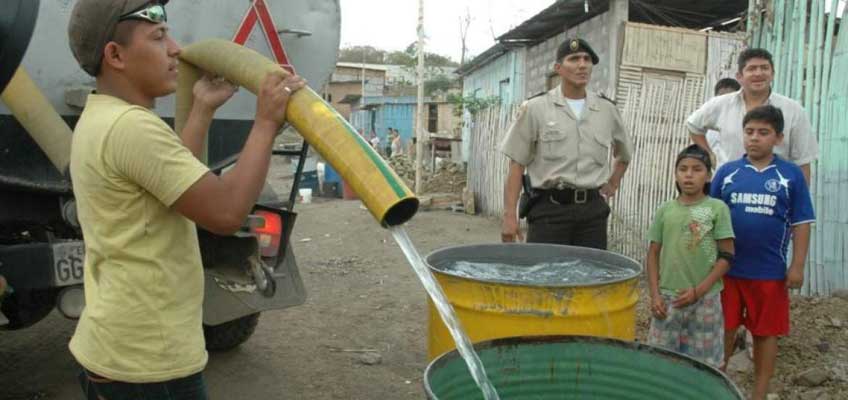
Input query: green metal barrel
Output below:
<box><xmin>424</xmin><ymin>335</ymin><xmax>744</xmax><ymax>400</ymax></box>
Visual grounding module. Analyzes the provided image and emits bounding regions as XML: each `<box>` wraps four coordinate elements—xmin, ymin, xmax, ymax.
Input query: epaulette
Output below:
<box><xmin>598</xmin><ymin>92</ymin><xmax>617</xmax><ymax>105</ymax></box>
<box><xmin>527</xmin><ymin>91</ymin><xmax>546</xmax><ymax>100</ymax></box>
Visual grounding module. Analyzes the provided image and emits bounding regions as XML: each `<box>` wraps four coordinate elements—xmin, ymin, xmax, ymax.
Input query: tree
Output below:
<box><xmin>339</xmin><ymin>45</ymin><xmax>457</xmax><ymax>68</ymax></box>
<box><xmin>338</xmin><ymin>45</ymin><xmax>385</xmax><ymax>64</ymax></box>
<box><xmin>403</xmin><ymin>42</ymin><xmax>459</xmax><ymax>67</ymax></box>
<box><xmin>424</xmin><ymin>74</ymin><xmax>459</xmax><ymax>95</ymax></box>
<box><xmin>385</xmin><ymin>50</ymin><xmax>415</xmax><ymax>66</ymax></box>
<box><xmin>447</xmin><ymin>93</ymin><xmax>500</xmax><ymax>117</ymax></box>
<box><xmin>459</xmin><ymin>7</ymin><xmax>472</xmax><ymax>67</ymax></box>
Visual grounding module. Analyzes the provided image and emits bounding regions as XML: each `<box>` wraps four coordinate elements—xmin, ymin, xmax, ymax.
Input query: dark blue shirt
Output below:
<box><xmin>710</xmin><ymin>155</ymin><xmax>815</xmax><ymax>279</ymax></box>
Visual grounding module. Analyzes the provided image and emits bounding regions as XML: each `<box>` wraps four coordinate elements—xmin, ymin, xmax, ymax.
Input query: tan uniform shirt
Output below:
<box><xmin>500</xmin><ymin>86</ymin><xmax>633</xmax><ymax>189</ymax></box>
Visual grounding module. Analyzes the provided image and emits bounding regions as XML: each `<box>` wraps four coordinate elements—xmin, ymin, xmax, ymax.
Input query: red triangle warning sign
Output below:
<box><xmin>232</xmin><ymin>0</ymin><xmax>296</xmax><ymax>74</ymax></box>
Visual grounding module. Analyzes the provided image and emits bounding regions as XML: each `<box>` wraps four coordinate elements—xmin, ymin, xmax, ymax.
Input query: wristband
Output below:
<box><xmin>717</xmin><ymin>251</ymin><xmax>734</xmax><ymax>266</ymax></box>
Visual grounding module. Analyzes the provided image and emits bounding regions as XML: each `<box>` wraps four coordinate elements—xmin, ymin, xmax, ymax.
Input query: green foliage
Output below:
<box><xmin>385</xmin><ymin>50</ymin><xmax>415</xmax><ymax>66</ymax></box>
<box><xmin>447</xmin><ymin>93</ymin><xmax>501</xmax><ymax>117</ymax></box>
<box><xmin>338</xmin><ymin>45</ymin><xmax>458</xmax><ymax>67</ymax></box>
<box><xmin>424</xmin><ymin>74</ymin><xmax>460</xmax><ymax>95</ymax></box>
<box><xmin>338</xmin><ymin>45</ymin><xmax>386</xmax><ymax>64</ymax></box>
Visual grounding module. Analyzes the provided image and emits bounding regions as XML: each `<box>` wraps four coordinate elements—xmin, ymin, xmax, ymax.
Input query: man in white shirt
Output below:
<box><xmin>686</xmin><ymin>49</ymin><xmax>818</xmax><ymax>182</ymax></box>
<box><xmin>705</xmin><ymin>78</ymin><xmax>741</xmax><ymax>167</ymax></box>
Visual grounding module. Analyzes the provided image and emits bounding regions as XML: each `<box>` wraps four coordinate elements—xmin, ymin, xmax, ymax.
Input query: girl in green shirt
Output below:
<box><xmin>646</xmin><ymin>145</ymin><xmax>735</xmax><ymax>368</ymax></box>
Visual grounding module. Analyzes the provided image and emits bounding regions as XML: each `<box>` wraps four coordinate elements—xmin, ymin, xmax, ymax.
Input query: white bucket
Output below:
<box><xmin>299</xmin><ymin>188</ymin><xmax>312</xmax><ymax>204</ymax></box>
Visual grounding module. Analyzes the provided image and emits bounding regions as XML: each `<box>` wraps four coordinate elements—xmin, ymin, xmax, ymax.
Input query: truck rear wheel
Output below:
<box><xmin>203</xmin><ymin>312</ymin><xmax>260</xmax><ymax>351</ymax></box>
<box><xmin>0</xmin><ymin>288</ymin><xmax>58</xmax><ymax>330</ymax></box>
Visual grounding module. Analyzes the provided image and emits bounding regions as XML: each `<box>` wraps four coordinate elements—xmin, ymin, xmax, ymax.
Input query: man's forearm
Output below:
<box><xmin>609</xmin><ymin>159</ymin><xmax>629</xmax><ymax>188</ymax></box>
<box><xmin>220</xmin><ymin>120</ymin><xmax>279</xmax><ymax>223</ymax></box>
<box><xmin>503</xmin><ymin>161</ymin><xmax>524</xmax><ymax>217</ymax></box>
<box><xmin>181</xmin><ymin>103</ymin><xmax>216</xmax><ymax>158</ymax></box>
<box><xmin>689</xmin><ymin>133</ymin><xmax>714</xmax><ymax>156</ymax></box>
<box><xmin>799</xmin><ymin>163</ymin><xmax>811</xmax><ymax>184</ymax></box>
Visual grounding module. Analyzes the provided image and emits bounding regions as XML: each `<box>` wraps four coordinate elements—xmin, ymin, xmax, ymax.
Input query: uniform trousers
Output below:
<box><xmin>526</xmin><ymin>195</ymin><xmax>610</xmax><ymax>249</ymax></box>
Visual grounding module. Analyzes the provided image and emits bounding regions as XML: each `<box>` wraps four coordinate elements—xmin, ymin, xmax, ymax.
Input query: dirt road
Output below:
<box><xmin>2</xmin><ymin>195</ymin><xmax>846</xmax><ymax>399</ymax></box>
<box><xmin>0</xmin><ymin>199</ymin><xmax>501</xmax><ymax>400</ymax></box>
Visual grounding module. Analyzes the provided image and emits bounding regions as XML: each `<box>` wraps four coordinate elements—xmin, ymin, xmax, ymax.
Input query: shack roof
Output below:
<box><xmin>456</xmin><ymin>0</ymin><xmax>747</xmax><ymax>76</ymax></box>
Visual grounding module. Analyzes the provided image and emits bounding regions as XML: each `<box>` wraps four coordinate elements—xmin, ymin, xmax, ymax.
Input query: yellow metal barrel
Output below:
<box><xmin>176</xmin><ymin>39</ymin><xmax>418</xmax><ymax>227</ymax></box>
<box><xmin>425</xmin><ymin>244</ymin><xmax>641</xmax><ymax>360</ymax></box>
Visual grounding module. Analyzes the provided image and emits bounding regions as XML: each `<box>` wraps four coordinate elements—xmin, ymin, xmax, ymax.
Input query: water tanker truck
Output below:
<box><xmin>0</xmin><ymin>0</ymin><xmax>345</xmax><ymax>350</ymax></box>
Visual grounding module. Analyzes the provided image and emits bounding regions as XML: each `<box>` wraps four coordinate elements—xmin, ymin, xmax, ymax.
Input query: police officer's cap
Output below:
<box><xmin>556</xmin><ymin>38</ymin><xmax>599</xmax><ymax>65</ymax></box>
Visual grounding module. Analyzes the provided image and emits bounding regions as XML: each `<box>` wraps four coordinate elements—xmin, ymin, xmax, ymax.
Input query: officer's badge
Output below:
<box><xmin>570</xmin><ymin>40</ymin><xmax>579</xmax><ymax>51</ymax></box>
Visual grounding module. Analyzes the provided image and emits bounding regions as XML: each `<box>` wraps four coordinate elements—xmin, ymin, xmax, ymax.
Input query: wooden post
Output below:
<box><xmin>415</xmin><ymin>0</ymin><xmax>425</xmax><ymax>194</ymax></box>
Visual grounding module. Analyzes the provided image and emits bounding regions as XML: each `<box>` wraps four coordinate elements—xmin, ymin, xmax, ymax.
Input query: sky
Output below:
<box><xmin>340</xmin><ymin>0</ymin><xmax>557</xmax><ymax>63</ymax></box>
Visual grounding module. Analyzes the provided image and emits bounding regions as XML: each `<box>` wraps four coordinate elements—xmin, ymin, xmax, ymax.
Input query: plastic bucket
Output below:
<box><xmin>298</xmin><ymin>188</ymin><xmax>312</xmax><ymax>204</ymax></box>
<box><xmin>342</xmin><ymin>180</ymin><xmax>359</xmax><ymax>200</ymax></box>
<box><xmin>424</xmin><ymin>335</ymin><xmax>745</xmax><ymax>399</ymax></box>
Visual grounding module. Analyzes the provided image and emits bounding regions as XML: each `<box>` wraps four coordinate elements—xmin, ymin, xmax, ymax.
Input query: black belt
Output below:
<box><xmin>537</xmin><ymin>187</ymin><xmax>601</xmax><ymax>205</ymax></box>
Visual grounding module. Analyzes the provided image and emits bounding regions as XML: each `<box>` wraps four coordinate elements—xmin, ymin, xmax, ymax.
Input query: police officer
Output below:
<box><xmin>500</xmin><ymin>38</ymin><xmax>633</xmax><ymax>249</ymax></box>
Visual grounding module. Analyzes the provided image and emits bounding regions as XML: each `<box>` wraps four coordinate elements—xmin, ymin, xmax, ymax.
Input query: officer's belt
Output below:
<box><xmin>536</xmin><ymin>187</ymin><xmax>600</xmax><ymax>205</ymax></box>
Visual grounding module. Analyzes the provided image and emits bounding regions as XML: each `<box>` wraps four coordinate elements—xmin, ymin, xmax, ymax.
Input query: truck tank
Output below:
<box><xmin>0</xmin><ymin>0</ymin><xmax>340</xmax><ymax>348</ymax></box>
<box><xmin>0</xmin><ymin>0</ymin><xmax>340</xmax><ymax>192</ymax></box>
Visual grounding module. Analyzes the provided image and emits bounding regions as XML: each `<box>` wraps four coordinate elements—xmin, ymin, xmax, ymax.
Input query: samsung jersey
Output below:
<box><xmin>710</xmin><ymin>156</ymin><xmax>815</xmax><ymax>279</ymax></box>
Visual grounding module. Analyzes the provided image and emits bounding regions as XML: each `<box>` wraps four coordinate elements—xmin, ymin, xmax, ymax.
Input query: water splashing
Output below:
<box><xmin>390</xmin><ymin>226</ymin><xmax>500</xmax><ymax>400</ymax></box>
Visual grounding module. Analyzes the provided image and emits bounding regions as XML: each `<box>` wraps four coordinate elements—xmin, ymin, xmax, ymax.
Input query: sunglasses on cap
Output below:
<box><xmin>119</xmin><ymin>3</ymin><xmax>167</xmax><ymax>24</ymax></box>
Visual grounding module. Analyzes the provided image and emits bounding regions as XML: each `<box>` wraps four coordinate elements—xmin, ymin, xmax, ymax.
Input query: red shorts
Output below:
<box><xmin>721</xmin><ymin>276</ymin><xmax>790</xmax><ymax>337</ymax></box>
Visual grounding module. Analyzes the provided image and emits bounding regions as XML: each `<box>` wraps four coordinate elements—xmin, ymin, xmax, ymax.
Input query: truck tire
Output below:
<box><xmin>0</xmin><ymin>288</ymin><xmax>58</xmax><ymax>330</ymax></box>
<box><xmin>203</xmin><ymin>312</ymin><xmax>260</xmax><ymax>351</ymax></box>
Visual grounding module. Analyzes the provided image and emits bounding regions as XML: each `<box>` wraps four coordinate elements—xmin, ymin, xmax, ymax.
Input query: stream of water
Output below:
<box><xmin>390</xmin><ymin>226</ymin><xmax>501</xmax><ymax>400</ymax></box>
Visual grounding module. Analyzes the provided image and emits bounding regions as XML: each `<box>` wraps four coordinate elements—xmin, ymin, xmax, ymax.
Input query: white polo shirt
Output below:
<box><xmin>686</xmin><ymin>90</ymin><xmax>819</xmax><ymax>171</ymax></box>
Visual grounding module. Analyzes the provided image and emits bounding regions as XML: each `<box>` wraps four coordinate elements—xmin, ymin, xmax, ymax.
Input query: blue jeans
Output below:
<box><xmin>79</xmin><ymin>369</ymin><xmax>208</xmax><ymax>400</ymax></box>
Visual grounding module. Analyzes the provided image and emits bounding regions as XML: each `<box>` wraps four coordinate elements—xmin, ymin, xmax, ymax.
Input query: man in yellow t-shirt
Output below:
<box><xmin>67</xmin><ymin>1</ymin><xmax>305</xmax><ymax>398</ymax></box>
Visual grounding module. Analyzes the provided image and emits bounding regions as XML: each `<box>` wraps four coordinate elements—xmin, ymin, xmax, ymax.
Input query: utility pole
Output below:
<box><xmin>361</xmin><ymin>47</ymin><xmax>366</xmax><ymax>104</ymax></box>
<box><xmin>414</xmin><ymin>0</ymin><xmax>425</xmax><ymax>193</ymax></box>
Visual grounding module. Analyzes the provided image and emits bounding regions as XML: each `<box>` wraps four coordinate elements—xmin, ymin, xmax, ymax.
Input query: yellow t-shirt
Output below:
<box><xmin>69</xmin><ymin>94</ymin><xmax>210</xmax><ymax>383</ymax></box>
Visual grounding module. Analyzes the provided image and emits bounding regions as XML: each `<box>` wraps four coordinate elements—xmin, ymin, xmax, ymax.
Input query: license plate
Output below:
<box><xmin>53</xmin><ymin>241</ymin><xmax>85</xmax><ymax>286</ymax></box>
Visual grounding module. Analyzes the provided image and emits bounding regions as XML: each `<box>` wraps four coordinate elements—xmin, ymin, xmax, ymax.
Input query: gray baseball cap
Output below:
<box><xmin>68</xmin><ymin>0</ymin><xmax>169</xmax><ymax>76</ymax></box>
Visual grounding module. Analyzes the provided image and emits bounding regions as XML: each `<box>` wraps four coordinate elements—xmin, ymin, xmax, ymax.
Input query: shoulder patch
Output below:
<box><xmin>598</xmin><ymin>92</ymin><xmax>617</xmax><ymax>105</ymax></box>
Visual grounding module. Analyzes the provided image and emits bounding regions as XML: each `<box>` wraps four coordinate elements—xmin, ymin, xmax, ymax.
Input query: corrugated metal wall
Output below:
<box><xmin>460</xmin><ymin>51</ymin><xmax>524</xmax><ymax>106</ymax></box>
<box><xmin>460</xmin><ymin>50</ymin><xmax>526</xmax><ymax>162</ymax></box>
<box><xmin>748</xmin><ymin>0</ymin><xmax>848</xmax><ymax>295</ymax></box>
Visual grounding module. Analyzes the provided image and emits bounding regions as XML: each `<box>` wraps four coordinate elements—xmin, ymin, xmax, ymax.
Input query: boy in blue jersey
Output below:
<box><xmin>710</xmin><ymin>105</ymin><xmax>815</xmax><ymax>400</ymax></box>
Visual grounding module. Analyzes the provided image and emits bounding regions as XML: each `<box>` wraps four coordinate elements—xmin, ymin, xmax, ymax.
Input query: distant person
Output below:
<box><xmin>711</xmin><ymin>105</ymin><xmax>814</xmax><ymax>400</ymax></box>
<box><xmin>687</xmin><ymin>49</ymin><xmax>818</xmax><ymax>181</ymax></box>
<box><xmin>385</xmin><ymin>127</ymin><xmax>394</xmax><ymax>157</ymax></box>
<box><xmin>646</xmin><ymin>144</ymin><xmax>735</xmax><ymax>368</ymax></box>
<box><xmin>499</xmin><ymin>38</ymin><xmax>633</xmax><ymax>248</ymax></box>
<box><xmin>391</xmin><ymin>129</ymin><xmax>403</xmax><ymax>157</ymax></box>
<box><xmin>705</xmin><ymin>78</ymin><xmax>742</xmax><ymax>167</ymax></box>
<box><xmin>369</xmin><ymin>131</ymin><xmax>381</xmax><ymax>150</ymax></box>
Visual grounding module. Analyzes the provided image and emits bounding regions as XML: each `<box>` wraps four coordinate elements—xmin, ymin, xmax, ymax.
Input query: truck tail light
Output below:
<box><xmin>252</xmin><ymin>210</ymin><xmax>283</xmax><ymax>258</ymax></box>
